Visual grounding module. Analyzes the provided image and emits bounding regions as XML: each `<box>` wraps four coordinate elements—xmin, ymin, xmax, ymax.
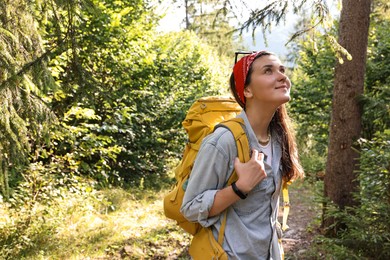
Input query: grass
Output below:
<box><xmin>0</xmin><ymin>186</ymin><xmax>192</xmax><ymax>259</ymax></box>
<box><xmin>0</xmin><ymin>177</ymin><xmax>322</xmax><ymax>259</ymax></box>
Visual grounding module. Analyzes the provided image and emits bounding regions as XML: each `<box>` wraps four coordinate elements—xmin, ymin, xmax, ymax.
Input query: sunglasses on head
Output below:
<box><xmin>234</xmin><ymin>51</ymin><xmax>257</xmax><ymax>64</ymax></box>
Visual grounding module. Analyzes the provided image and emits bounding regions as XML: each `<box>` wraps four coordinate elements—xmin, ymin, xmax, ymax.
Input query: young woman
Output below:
<box><xmin>181</xmin><ymin>51</ymin><xmax>304</xmax><ymax>259</ymax></box>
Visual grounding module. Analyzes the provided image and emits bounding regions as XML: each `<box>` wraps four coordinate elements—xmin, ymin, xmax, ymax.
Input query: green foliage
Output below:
<box><xmin>236</xmin><ymin>0</ymin><xmax>336</xmax><ymax>48</ymax></box>
<box><xmin>289</xmin><ymin>36</ymin><xmax>335</xmax><ymax>155</ymax></box>
<box><xmin>0</xmin><ymin>183</ymin><xmax>192</xmax><ymax>259</ymax></box>
<box><xmin>39</xmin><ymin>0</ymin><xmax>229</xmax><ymax>187</ymax></box>
<box><xmin>114</xmin><ymin>31</ymin><xmax>228</xmax><ymax>186</ymax></box>
<box><xmin>1</xmin><ymin>0</ymin><xmax>231</xmax><ymax>194</ymax></box>
<box><xmin>1</xmin><ymin>3</ymin><xmax>231</xmax><ymax>258</ymax></box>
<box><xmin>0</xmin><ymin>162</ymin><xmax>103</xmax><ymax>259</ymax></box>
<box><xmin>290</xmin><ymin>4</ymin><xmax>390</xmax><ymax>257</ymax></box>
<box><xmin>288</xmin><ymin>30</ymin><xmax>335</xmax><ymax>180</ymax></box>
<box><xmin>304</xmin><ymin>235</ymin><xmax>370</xmax><ymax>260</ymax></box>
<box><xmin>314</xmin><ymin>131</ymin><xmax>390</xmax><ymax>260</ymax></box>
<box><xmin>0</xmin><ymin>0</ymin><xmax>57</xmax><ymax>196</ymax></box>
<box><xmin>362</xmin><ymin>18</ymin><xmax>390</xmax><ymax>139</ymax></box>
<box><xmin>348</xmin><ymin>131</ymin><xmax>390</xmax><ymax>259</ymax></box>
<box><xmin>289</xmin><ymin>12</ymin><xmax>390</xmax><ymax>176</ymax></box>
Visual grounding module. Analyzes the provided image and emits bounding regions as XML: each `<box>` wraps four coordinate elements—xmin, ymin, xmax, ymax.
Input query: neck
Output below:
<box><xmin>245</xmin><ymin>103</ymin><xmax>276</xmax><ymax>142</ymax></box>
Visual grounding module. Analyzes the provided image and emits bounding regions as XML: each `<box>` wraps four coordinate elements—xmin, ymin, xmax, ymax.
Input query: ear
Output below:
<box><xmin>244</xmin><ymin>87</ymin><xmax>253</xmax><ymax>99</ymax></box>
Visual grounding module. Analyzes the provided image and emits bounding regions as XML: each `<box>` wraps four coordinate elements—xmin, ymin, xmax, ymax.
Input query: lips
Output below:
<box><xmin>276</xmin><ymin>84</ymin><xmax>289</xmax><ymax>89</ymax></box>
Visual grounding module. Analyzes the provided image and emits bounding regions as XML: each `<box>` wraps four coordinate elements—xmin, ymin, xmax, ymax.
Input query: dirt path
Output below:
<box><xmin>282</xmin><ymin>180</ymin><xmax>319</xmax><ymax>259</ymax></box>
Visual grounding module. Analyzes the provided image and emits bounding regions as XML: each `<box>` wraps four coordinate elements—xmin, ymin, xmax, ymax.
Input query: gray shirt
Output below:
<box><xmin>181</xmin><ymin>111</ymin><xmax>283</xmax><ymax>260</ymax></box>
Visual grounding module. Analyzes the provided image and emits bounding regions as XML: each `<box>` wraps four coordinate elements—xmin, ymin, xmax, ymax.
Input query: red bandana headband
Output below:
<box><xmin>233</xmin><ymin>51</ymin><xmax>267</xmax><ymax>105</ymax></box>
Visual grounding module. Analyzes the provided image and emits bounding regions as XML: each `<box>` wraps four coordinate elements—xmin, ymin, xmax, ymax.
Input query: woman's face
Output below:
<box><xmin>244</xmin><ymin>55</ymin><xmax>291</xmax><ymax>107</ymax></box>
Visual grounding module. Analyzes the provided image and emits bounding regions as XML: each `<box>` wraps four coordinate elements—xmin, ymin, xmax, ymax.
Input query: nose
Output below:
<box><xmin>278</xmin><ymin>71</ymin><xmax>288</xmax><ymax>81</ymax></box>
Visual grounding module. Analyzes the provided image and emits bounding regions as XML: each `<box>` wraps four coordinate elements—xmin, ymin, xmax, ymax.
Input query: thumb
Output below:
<box><xmin>234</xmin><ymin>157</ymin><xmax>241</xmax><ymax>168</ymax></box>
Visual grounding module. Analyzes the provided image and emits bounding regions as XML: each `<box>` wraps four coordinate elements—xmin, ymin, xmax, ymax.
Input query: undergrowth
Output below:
<box><xmin>0</xmin><ymin>173</ymin><xmax>191</xmax><ymax>259</ymax></box>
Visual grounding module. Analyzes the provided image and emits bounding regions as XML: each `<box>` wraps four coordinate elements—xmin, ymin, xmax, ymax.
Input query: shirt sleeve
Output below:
<box><xmin>180</xmin><ymin>128</ymin><xmax>234</xmax><ymax>227</ymax></box>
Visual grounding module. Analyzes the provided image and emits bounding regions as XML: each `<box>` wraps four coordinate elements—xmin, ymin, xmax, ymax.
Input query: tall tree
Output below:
<box><xmin>323</xmin><ymin>0</ymin><xmax>372</xmax><ymax>232</ymax></box>
<box><xmin>289</xmin><ymin>2</ymin><xmax>390</xmax><ymax>254</ymax></box>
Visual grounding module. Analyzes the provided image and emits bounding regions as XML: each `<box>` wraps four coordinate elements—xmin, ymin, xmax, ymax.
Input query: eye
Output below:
<box><xmin>265</xmin><ymin>68</ymin><xmax>272</xmax><ymax>74</ymax></box>
<box><xmin>280</xmin><ymin>67</ymin><xmax>286</xmax><ymax>74</ymax></box>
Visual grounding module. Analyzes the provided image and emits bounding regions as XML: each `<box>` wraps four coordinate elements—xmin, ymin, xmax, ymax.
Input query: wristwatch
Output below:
<box><xmin>231</xmin><ymin>181</ymin><xmax>247</xmax><ymax>199</ymax></box>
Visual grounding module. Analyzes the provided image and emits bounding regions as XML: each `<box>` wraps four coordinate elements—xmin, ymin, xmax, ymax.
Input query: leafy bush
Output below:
<box><xmin>362</xmin><ymin>19</ymin><xmax>390</xmax><ymax>139</ymax></box>
<box><xmin>46</xmin><ymin>31</ymin><xmax>228</xmax><ymax>188</ymax></box>
<box><xmin>289</xmin><ymin>16</ymin><xmax>390</xmax><ymax>181</ymax></box>
<box><xmin>315</xmin><ymin>131</ymin><xmax>390</xmax><ymax>260</ymax></box>
<box><xmin>288</xmin><ymin>31</ymin><xmax>335</xmax><ymax>182</ymax></box>
<box><xmin>348</xmin><ymin>131</ymin><xmax>390</xmax><ymax>259</ymax></box>
<box><xmin>41</xmin><ymin>0</ymin><xmax>230</xmax><ymax>188</ymax></box>
<box><xmin>289</xmin><ymin>32</ymin><xmax>336</xmax><ymax>158</ymax></box>
<box><xmin>0</xmin><ymin>162</ymin><xmax>106</xmax><ymax>259</ymax></box>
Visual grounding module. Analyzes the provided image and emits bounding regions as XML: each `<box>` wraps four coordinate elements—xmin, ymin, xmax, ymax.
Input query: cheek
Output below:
<box><xmin>253</xmin><ymin>77</ymin><xmax>272</xmax><ymax>87</ymax></box>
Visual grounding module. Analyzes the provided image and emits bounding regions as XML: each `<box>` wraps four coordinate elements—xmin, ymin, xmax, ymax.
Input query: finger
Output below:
<box><xmin>258</xmin><ymin>152</ymin><xmax>265</xmax><ymax>161</ymax></box>
<box><xmin>252</xmin><ymin>149</ymin><xmax>259</xmax><ymax>160</ymax></box>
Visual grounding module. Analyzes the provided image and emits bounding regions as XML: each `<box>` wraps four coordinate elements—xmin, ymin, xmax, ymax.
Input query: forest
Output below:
<box><xmin>0</xmin><ymin>0</ymin><xmax>389</xmax><ymax>259</ymax></box>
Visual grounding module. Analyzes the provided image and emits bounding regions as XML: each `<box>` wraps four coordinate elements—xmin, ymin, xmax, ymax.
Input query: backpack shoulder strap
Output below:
<box><xmin>281</xmin><ymin>180</ymin><xmax>291</xmax><ymax>231</ymax></box>
<box><xmin>215</xmin><ymin>118</ymin><xmax>251</xmax><ymax>244</ymax></box>
<box><xmin>218</xmin><ymin>118</ymin><xmax>251</xmax><ymax>179</ymax></box>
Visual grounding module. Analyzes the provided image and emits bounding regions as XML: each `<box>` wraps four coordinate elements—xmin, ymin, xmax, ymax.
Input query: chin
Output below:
<box><xmin>281</xmin><ymin>95</ymin><xmax>291</xmax><ymax>104</ymax></box>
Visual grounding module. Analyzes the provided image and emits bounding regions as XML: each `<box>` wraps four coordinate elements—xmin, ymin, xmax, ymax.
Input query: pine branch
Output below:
<box><xmin>0</xmin><ymin>34</ymin><xmax>68</xmax><ymax>92</ymax></box>
<box><xmin>229</xmin><ymin>0</ymin><xmax>330</xmax><ymax>46</ymax></box>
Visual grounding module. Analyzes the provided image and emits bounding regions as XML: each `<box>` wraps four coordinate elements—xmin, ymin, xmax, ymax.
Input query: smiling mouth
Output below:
<box><xmin>276</xmin><ymin>85</ymin><xmax>289</xmax><ymax>89</ymax></box>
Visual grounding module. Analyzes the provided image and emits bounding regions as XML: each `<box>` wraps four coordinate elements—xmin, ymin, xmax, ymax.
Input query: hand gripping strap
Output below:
<box><xmin>224</xmin><ymin>119</ymin><xmax>292</xmax><ymax>232</ymax></box>
<box><xmin>217</xmin><ymin>119</ymin><xmax>291</xmax><ymax>238</ymax></box>
<box><xmin>215</xmin><ymin>118</ymin><xmax>250</xmax><ymax>245</ymax></box>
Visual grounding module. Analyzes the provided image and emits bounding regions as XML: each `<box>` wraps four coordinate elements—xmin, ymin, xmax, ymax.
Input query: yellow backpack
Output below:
<box><xmin>163</xmin><ymin>96</ymin><xmax>246</xmax><ymax>233</ymax></box>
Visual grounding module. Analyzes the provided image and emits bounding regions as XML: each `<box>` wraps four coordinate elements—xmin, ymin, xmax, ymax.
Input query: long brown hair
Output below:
<box><xmin>230</xmin><ymin>53</ymin><xmax>304</xmax><ymax>182</ymax></box>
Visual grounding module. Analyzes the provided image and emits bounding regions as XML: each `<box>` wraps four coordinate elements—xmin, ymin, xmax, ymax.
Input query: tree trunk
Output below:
<box><xmin>185</xmin><ymin>0</ymin><xmax>190</xmax><ymax>29</ymax></box>
<box><xmin>323</xmin><ymin>0</ymin><xmax>372</xmax><ymax>233</ymax></box>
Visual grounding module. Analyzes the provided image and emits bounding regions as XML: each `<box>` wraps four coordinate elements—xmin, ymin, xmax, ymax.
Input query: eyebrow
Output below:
<box><xmin>261</xmin><ymin>64</ymin><xmax>286</xmax><ymax>69</ymax></box>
